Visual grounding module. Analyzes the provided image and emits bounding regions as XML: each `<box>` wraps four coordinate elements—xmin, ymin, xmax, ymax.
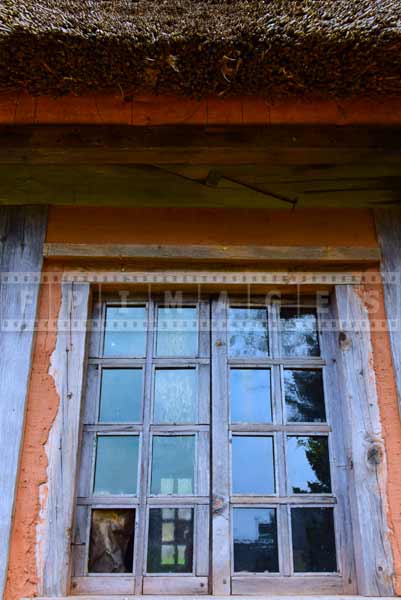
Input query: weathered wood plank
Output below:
<box><xmin>0</xmin><ymin>165</ymin><xmax>399</xmax><ymax>208</ymax></box>
<box><xmin>22</xmin><ymin>596</ymin><xmax>399</xmax><ymax>600</ymax></box>
<box><xmin>142</xmin><ymin>577</ymin><xmax>208</xmax><ymax>595</ymax></box>
<box><xmin>331</xmin><ymin>286</ymin><xmax>394</xmax><ymax>595</ymax></box>
<box><xmin>232</xmin><ymin>576</ymin><xmax>345</xmax><ymax>595</ymax></box>
<box><xmin>44</xmin><ymin>243</ymin><xmax>380</xmax><ymax>263</ymax></box>
<box><xmin>71</xmin><ymin>575</ymin><xmax>134</xmax><ymax>595</ymax></box>
<box><xmin>211</xmin><ymin>297</ymin><xmax>231</xmax><ymax>595</ymax></box>
<box><xmin>0</xmin><ymin>206</ymin><xmax>47</xmax><ymax>599</ymax></box>
<box><xmin>0</xmin><ymin>165</ymin><xmax>291</xmax><ymax>209</ymax></box>
<box><xmin>374</xmin><ymin>207</ymin><xmax>401</xmax><ymax>419</ymax></box>
<box><xmin>1</xmin><ymin>125</ymin><xmax>401</xmax><ymax>165</ymax></box>
<box><xmin>39</xmin><ymin>281</ymin><xmax>90</xmax><ymax>596</ymax></box>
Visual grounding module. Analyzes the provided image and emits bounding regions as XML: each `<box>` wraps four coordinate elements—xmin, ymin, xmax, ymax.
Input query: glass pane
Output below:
<box><xmin>103</xmin><ymin>305</ymin><xmax>146</xmax><ymax>357</ymax></box>
<box><xmin>291</xmin><ymin>507</ymin><xmax>337</xmax><ymax>572</ymax></box>
<box><xmin>154</xmin><ymin>369</ymin><xmax>197</xmax><ymax>424</ymax></box>
<box><xmin>93</xmin><ymin>435</ymin><xmax>139</xmax><ymax>495</ymax></box>
<box><xmin>287</xmin><ymin>436</ymin><xmax>331</xmax><ymax>494</ymax></box>
<box><xmin>230</xmin><ymin>369</ymin><xmax>272</xmax><ymax>423</ymax></box>
<box><xmin>151</xmin><ymin>436</ymin><xmax>195</xmax><ymax>495</ymax></box>
<box><xmin>233</xmin><ymin>508</ymin><xmax>279</xmax><ymax>573</ymax></box>
<box><xmin>88</xmin><ymin>509</ymin><xmax>135</xmax><ymax>573</ymax></box>
<box><xmin>284</xmin><ymin>369</ymin><xmax>326</xmax><ymax>423</ymax></box>
<box><xmin>156</xmin><ymin>306</ymin><xmax>198</xmax><ymax>357</ymax></box>
<box><xmin>228</xmin><ymin>307</ymin><xmax>269</xmax><ymax>357</ymax></box>
<box><xmin>280</xmin><ymin>306</ymin><xmax>320</xmax><ymax>357</ymax></box>
<box><xmin>147</xmin><ymin>508</ymin><xmax>194</xmax><ymax>573</ymax></box>
<box><xmin>99</xmin><ymin>369</ymin><xmax>142</xmax><ymax>423</ymax></box>
<box><xmin>232</xmin><ymin>436</ymin><xmax>275</xmax><ymax>494</ymax></box>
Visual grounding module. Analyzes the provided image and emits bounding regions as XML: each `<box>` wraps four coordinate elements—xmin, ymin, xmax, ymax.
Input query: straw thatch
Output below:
<box><xmin>1</xmin><ymin>0</ymin><xmax>401</xmax><ymax>98</ymax></box>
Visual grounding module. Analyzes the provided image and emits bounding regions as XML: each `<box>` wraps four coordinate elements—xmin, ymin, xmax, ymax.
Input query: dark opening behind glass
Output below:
<box><xmin>228</xmin><ymin>307</ymin><xmax>269</xmax><ymax>357</ymax></box>
<box><xmin>291</xmin><ymin>507</ymin><xmax>337</xmax><ymax>572</ymax></box>
<box><xmin>233</xmin><ymin>508</ymin><xmax>279</xmax><ymax>573</ymax></box>
<box><xmin>287</xmin><ymin>436</ymin><xmax>331</xmax><ymax>494</ymax></box>
<box><xmin>280</xmin><ymin>307</ymin><xmax>320</xmax><ymax>357</ymax></box>
<box><xmin>147</xmin><ymin>508</ymin><xmax>194</xmax><ymax>573</ymax></box>
<box><xmin>284</xmin><ymin>369</ymin><xmax>326</xmax><ymax>423</ymax></box>
<box><xmin>88</xmin><ymin>509</ymin><xmax>135</xmax><ymax>573</ymax></box>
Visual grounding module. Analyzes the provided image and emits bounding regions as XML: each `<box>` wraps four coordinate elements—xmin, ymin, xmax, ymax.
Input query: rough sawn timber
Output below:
<box><xmin>0</xmin><ymin>206</ymin><xmax>47</xmax><ymax>599</ymax></box>
<box><xmin>39</xmin><ymin>281</ymin><xmax>90</xmax><ymax>596</ymax></box>
<box><xmin>374</xmin><ymin>207</ymin><xmax>401</xmax><ymax>420</ymax></box>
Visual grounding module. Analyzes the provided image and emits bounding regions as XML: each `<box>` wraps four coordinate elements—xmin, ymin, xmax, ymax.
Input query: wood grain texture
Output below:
<box><xmin>0</xmin><ymin>206</ymin><xmax>47</xmax><ymax>599</ymax></box>
<box><xmin>374</xmin><ymin>208</ymin><xmax>401</xmax><ymax>419</ymax></box>
<box><xmin>211</xmin><ymin>298</ymin><xmax>231</xmax><ymax>595</ymax></box>
<box><xmin>332</xmin><ymin>286</ymin><xmax>394</xmax><ymax>595</ymax></box>
<box><xmin>39</xmin><ymin>281</ymin><xmax>90</xmax><ymax>596</ymax></box>
<box><xmin>22</xmin><ymin>596</ymin><xmax>398</xmax><ymax>600</ymax></box>
<box><xmin>2</xmin><ymin>125</ymin><xmax>401</xmax><ymax>164</ymax></box>
<box><xmin>44</xmin><ymin>243</ymin><xmax>380</xmax><ymax>263</ymax></box>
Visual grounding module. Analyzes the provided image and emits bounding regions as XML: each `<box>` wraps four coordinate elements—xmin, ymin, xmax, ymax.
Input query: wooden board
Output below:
<box><xmin>44</xmin><ymin>243</ymin><xmax>380</xmax><ymax>263</ymax></box>
<box><xmin>1</xmin><ymin>125</ymin><xmax>401</xmax><ymax>166</ymax></box>
<box><xmin>39</xmin><ymin>282</ymin><xmax>90</xmax><ymax>596</ymax></box>
<box><xmin>0</xmin><ymin>206</ymin><xmax>47</xmax><ymax>599</ymax></box>
<box><xmin>0</xmin><ymin>164</ymin><xmax>400</xmax><ymax>208</ymax></box>
<box><xmin>0</xmin><ymin>125</ymin><xmax>401</xmax><ymax>208</ymax></box>
<box><xmin>330</xmin><ymin>286</ymin><xmax>394</xmax><ymax>595</ymax></box>
<box><xmin>374</xmin><ymin>208</ymin><xmax>401</xmax><ymax>419</ymax></box>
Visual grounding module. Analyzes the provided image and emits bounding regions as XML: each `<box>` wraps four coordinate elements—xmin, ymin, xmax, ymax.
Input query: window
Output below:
<box><xmin>72</xmin><ymin>294</ymin><xmax>355</xmax><ymax>595</ymax></box>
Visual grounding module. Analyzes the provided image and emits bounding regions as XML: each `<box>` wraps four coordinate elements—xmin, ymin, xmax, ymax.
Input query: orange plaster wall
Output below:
<box><xmin>46</xmin><ymin>207</ymin><xmax>378</xmax><ymax>248</ymax></box>
<box><xmin>362</xmin><ymin>275</ymin><xmax>401</xmax><ymax>595</ymax></box>
<box><xmin>5</xmin><ymin>267</ymin><xmax>62</xmax><ymax>600</ymax></box>
<box><xmin>1</xmin><ymin>92</ymin><xmax>401</xmax><ymax>125</ymax></box>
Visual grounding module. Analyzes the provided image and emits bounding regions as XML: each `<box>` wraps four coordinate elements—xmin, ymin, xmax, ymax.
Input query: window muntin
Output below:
<box><xmin>74</xmin><ymin>295</ymin><xmax>347</xmax><ymax>594</ymax></box>
<box><xmin>226</xmin><ymin>298</ymin><xmax>339</xmax><ymax>583</ymax></box>
<box><xmin>75</xmin><ymin>297</ymin><xmax>210</xmax><ymax>592</ymax></box>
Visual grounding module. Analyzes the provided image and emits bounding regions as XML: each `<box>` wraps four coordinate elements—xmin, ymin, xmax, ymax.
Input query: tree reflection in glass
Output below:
<box><xmin>287</xmin><ymin>436</ymin><xmax>331</xmax><ymax>494</ymax></box>
<box><xmin>284</xmin><ymin>369</ymin><xmax>326</xmax><ymax>423</ymax></box>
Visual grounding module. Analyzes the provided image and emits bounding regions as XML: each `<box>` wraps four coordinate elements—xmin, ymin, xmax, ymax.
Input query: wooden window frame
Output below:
<box><xmin>38</xmin><ymin>281</ymin><xmax>395</xmax><ymax>597</ymax></box>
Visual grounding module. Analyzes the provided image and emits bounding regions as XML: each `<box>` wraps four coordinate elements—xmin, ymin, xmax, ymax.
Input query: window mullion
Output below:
<box><xmin>211</xmin><ymin>296</ymin><xmax>231</xmax><ymax>595</ymax></box>
<box><xmin>133</xmin><ymin>298</ymin><xmax>155</xmax><ymax>594</ymax></box>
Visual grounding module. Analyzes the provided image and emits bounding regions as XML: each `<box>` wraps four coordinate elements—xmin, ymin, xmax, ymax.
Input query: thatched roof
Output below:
<box><xmin>1</xmin><ymin>0</ymin><xmax>401</xmax><ymax>98</ymax></box>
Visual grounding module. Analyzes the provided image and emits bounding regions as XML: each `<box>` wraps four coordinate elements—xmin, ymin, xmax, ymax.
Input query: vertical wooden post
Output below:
<box><xmin>332</xmin><ymin>285</ymin><xmax>394</xmax><ymax>595</ymax></box>
<box><xmin>0</xmin><ymin>206</ymin><xmax>47</xmax><ymax>599</ymax></box>
<box><xmin>39</xmin><ymin>281</ymin><xmax>90</xmax><ymax>596</ymax></box>
<box><xmin>375</xmin><ymin>207</ymin><xmax>401</xmax><ymax>419</ymax></box>
<box><xmin>211</xmin><ymin>297</ymin><xmax>231</xmax><ymax>595</ymax></box>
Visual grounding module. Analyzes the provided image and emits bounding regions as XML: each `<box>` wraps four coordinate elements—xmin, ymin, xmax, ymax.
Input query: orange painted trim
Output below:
<box><xmin>1</xmin><ymin>92</ymin><xmax>401</xmax><ymax>125</ymax></box>
<box><xmin>46</xmin><ymin>207</ymin><xmax>378</xmax><ymax>248</ymax></box>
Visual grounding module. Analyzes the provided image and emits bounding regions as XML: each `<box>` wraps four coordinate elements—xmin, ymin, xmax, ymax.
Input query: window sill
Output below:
<box><xmin>20</xmin><ymin>594</ymin><xmax>396</xmax><ymax>600</ymax></box>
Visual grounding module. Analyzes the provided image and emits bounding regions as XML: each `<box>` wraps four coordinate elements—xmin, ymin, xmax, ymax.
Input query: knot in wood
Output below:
<box><xmin>367</xmin><ymin>443</ymin><xmax>383</xmax><ymax>466</ymax></box>
<box><xmin>338</xmin><ymin>331</ymin><xmax>351</xmax><ymax>350</ymax></box>
<box><xmin>212</xmin><ymin>494</ymin><xmax>226</xmax><ymax>515</ymax></box>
